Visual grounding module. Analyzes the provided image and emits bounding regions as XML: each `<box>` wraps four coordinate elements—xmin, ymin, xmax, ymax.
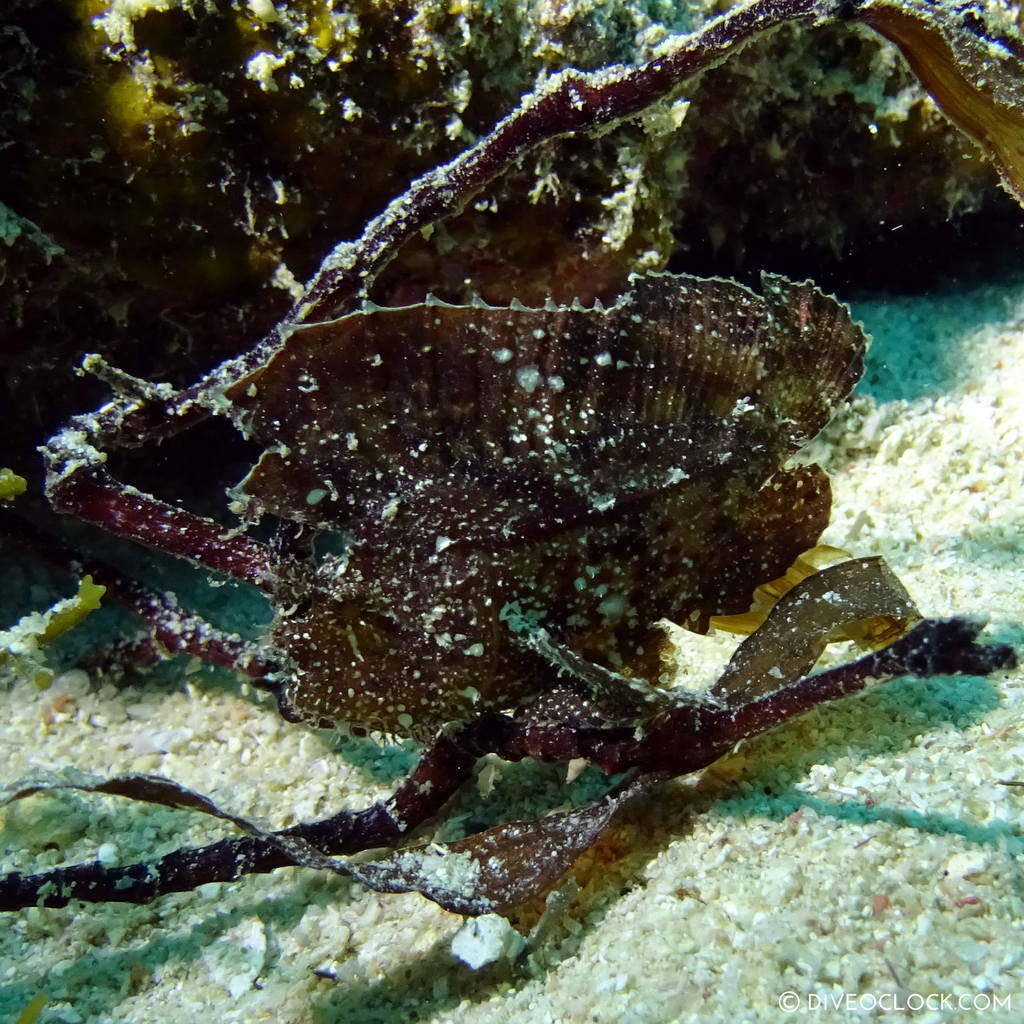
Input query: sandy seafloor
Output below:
<box><xmin>1</xmin><ymin>274</ymin><xmax>1023</xmax><ymax>1024</ymax></box>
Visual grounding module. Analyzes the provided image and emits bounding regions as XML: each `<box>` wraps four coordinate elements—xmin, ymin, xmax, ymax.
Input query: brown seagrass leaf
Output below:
<box><xmin>0</xmin><ymin>769</ymin><xmax>378</xmax><ymax>878</ymax></box>
<box><xmin>859</xmin><ymin>0</ymin><xmax>1024</xmax><ymax>204</ymax></box>
<box><xmin>342</xmin><ymin>774</ymin><xmax>655</xmax><ymax>915</ymax></box>
<box><xmin>709</xmin><ymin>556</ymin><xmax>920</xmax><ymax>705</ymax></box>
<box><xmin>0</xmin><ymin>768</ymin><xmax>287</xmax><ymax>846</ymax></box>
<box><xmin>226</xmin><ymin>273</ymin><xmax>865</xmax><ymax>541</ymax></box>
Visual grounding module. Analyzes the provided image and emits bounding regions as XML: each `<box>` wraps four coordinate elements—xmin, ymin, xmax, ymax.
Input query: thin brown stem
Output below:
<box><xmin>46</xmin><ymin>468</ymin><xmax>277</xmax><ymax>589</ymax></box>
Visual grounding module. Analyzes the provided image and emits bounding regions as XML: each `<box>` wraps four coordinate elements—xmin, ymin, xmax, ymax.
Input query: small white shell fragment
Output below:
<box><xmin>945</xmin><ymin>851</ymin><xmax>989</xmax><ymax>880</ymax></box>
<box><xmin>202</xmin><ymin>918</ymin><xmax>268</xmax><ymax>995</ymax></box>
<box><xmin>96</xmin><ymin>842</ymin><xmax>119</xmax><ymax>866</ymax></box>
<box><xmin>450</xmin><ymin>913</ymin><xmax>526</xmax><ymax>969</ymax></box>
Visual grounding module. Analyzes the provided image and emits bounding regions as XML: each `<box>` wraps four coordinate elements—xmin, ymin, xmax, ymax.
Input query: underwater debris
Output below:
<box><xmin>0</xmin><ymin>0</ymin><xmax>1020</xmax><ymax>919</ymax></box>
<box><xmin>12</xmin><ymin>993</ymin><xmax>46</xmax><ymax>1024</ymax></box>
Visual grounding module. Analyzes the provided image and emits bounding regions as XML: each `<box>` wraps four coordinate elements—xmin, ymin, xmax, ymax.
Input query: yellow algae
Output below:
<box><xmin>0</xmin><ymin>470</ymin><xmax>27</xmax><ymax>502</ymax></box>
<box><xmin>102</xmin><ymin>69</ymin><xmax>177</xmax><ymax>147</ymax></box>
<box><xmin>1</xmin><ymin>577</ymin><xmax>106</xmax><ymax>689</ymax></box>
<box><xmin>712</xmin><ymin>546</ymin><xmax>916</xmax><ymax>651</ymax></box>
<box><xmin>38</xmin><ymin>576</ymin><xmax>106</xmax><ymax>647</ymax></box>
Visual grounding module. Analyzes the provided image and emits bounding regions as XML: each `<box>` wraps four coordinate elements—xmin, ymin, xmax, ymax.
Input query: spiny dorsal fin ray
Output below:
<box><xmin>227</xmin><ymin>272</ymin><xmax>864</xmax><ymax>540</ymax></box>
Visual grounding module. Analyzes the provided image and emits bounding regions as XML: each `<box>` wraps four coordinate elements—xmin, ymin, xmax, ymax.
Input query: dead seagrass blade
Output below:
<box><xmin>859</xmin><ymin>0</ymin><xmax>1024</xmax><ymax>203</ymax></box>
<box><xmin>709</xmin><ymin>555</ymin><xmax>920</xmax><ymax>704</ymax></box>
<box><xmin>344</xmin><ymin>774</ymin><xmax>656</xmax><ymax>915</ymax></box>
<box><xmin>224</xmin><ymin>272</ymin><xmax>868</xmax><ymax>735</ymax></box>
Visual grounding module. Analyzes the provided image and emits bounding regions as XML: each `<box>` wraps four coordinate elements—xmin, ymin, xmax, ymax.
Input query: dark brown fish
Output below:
<box><xmin>225</xmin><ymin>271</ymin><xmax>865</xmax><ymax>736</ymax></box>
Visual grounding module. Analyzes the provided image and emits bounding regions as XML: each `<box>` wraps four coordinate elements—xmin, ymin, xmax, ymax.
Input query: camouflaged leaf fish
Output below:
<box><xmin>225</xmin><ymin>271</ymin><xmax>866</xmax><ymax>737</ymax></box>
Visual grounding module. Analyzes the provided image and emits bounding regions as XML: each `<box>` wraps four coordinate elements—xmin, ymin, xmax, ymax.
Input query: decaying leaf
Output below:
<box><xmin>344</xmin><ymin>774</ymin><xmax>655</xmax><ymax>915</ymax></box>
<box><xmin>709</xmin><ymin>556</ymin><xmax>920</xmax><ymax>703</ymax></box>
